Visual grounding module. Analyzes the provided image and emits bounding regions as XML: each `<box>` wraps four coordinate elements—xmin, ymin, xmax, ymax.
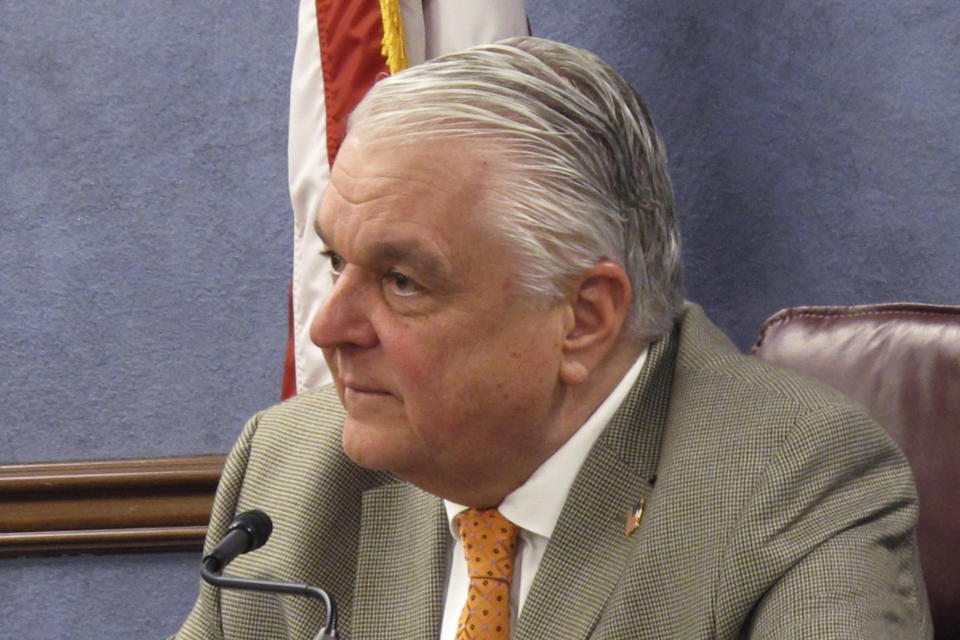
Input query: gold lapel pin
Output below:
<box><xmin>624</xmin><ymin>497</ymin><xmax>645</xmax><ymax>537</ymax></box>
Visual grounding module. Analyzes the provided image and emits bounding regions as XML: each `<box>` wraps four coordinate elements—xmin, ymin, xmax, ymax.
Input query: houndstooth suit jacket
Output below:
<box><xmin>173</xmin><ymin>303</ymin><xmax>932</xmax><ymax>639</ymax></box>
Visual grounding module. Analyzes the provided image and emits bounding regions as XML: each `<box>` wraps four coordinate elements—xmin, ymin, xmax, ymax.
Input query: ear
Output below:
<box><xmin>559</xmin><ymin>261</ymin><xmax>633</xmax><ymax>385</ymax></box>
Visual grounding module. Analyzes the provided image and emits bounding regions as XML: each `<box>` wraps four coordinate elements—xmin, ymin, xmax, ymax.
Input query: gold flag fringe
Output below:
<box><xmin>378</xmin><ymin>0</ymin><xmax>409</xmax><ymax>73</ymax></box>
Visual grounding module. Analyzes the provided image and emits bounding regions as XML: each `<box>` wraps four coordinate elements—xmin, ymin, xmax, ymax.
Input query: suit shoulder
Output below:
<box><xmin>674</xmin><ymin>303</ymin><xmax>873</xmax><ymax>422</ymax></box>
<box><xmin>666</xmin><ymin>304</ymin><xmax>904</xmax><ymax>478</ymax></box>
<box><xmin>661</xmin><ymin>306</ymin><xmax>914</xmax><ymax>526</ymax></box>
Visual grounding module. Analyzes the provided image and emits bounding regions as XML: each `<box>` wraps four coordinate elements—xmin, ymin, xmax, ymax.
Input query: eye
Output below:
<box><xmin>321</xmin><ymin>250</ymin><xmax>345</xmax><ymax>276</ymax></box>
<box><xmin>383</xmin><ymin>271</ymin><xmax>423</xmax><ymax>297</ymax></box>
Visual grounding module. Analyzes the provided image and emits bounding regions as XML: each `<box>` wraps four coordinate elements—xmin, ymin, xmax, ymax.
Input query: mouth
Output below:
<box><xmin>341</xmin><ymin>378</ymin><xmax>390</xmax><ymax>396</ymax></box>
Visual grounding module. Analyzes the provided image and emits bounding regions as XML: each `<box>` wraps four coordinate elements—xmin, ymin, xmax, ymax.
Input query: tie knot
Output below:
<box><xmin>456</xmin><ymin>508</ymin><xmax>519</xmax><ymax>583</ymax></box>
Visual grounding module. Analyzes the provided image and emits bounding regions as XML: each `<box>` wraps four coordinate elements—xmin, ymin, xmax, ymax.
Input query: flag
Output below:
<box><xmin>284</xmin><ymin>0</ymin><xmax>529</xmax><ymax>398</ymax></box>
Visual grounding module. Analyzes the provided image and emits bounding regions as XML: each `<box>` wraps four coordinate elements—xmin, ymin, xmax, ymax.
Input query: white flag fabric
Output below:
<box><xmin>286</xmin><ymin>0</ymin><xmax>529</xmax><ymax>396</ymax></box>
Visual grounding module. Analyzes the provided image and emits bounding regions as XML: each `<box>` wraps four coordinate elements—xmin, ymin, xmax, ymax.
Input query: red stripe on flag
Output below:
<box><xmin>282</xmin><ymin>285</ymin><xmax>298</xmax><ymax>400</ymax></box>
<box><xmin>317</xmin><ymin>0</ymin><xmax>390</xmax><ymax>164</ymax></box>
<box><xmin>282</xmin><ymin>0</ymin><xmax>389</xmax><ymax>399</ymax></box>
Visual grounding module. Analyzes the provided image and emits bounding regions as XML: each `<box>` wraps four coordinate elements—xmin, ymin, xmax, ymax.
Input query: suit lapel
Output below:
<box><xmin>349</xmin><ymin>482</ymin><xmax>448</xmax><ymax>640</ymax></box>
<box><xmin>515</xmin><ymin>326</ymin><xmax>679</xmax><ymax>640</ymax></box>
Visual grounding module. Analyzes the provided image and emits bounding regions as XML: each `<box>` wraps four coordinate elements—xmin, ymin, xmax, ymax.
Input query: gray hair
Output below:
<box><xmin>347</xmin><ymin>37</ymin><xmax>684</xmax><ymax>341</ymax></box>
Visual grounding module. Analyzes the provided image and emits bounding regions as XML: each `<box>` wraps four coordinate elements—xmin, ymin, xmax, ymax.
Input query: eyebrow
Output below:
<box><xmin>315</xmin><ymin>224</ymin><xmax>451</xmax><ymax>280</ymax></box>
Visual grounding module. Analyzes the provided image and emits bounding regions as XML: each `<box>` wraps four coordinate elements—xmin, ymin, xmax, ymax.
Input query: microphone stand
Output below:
<box><xmin>201</xmin><ymin>557</ymin><xmax>339</xmax><ymax>639</ymax></box>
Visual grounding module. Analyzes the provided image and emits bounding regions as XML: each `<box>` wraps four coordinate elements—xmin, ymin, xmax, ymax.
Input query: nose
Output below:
<box><xmin>309</xmin><ymin>267</ymin><xmax>379</xmax><ymax>350</ymax></box>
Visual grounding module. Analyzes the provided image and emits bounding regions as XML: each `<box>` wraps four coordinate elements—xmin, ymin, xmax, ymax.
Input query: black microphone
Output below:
<box><xmin>201</xmin><ymin>509</ymin><xmax>339</xmax><ymax>640</ymax></box>
<box><xmin>202</xmin><ymin>509</ymin><xmax>273</xmax><ymax>573</ymax></box>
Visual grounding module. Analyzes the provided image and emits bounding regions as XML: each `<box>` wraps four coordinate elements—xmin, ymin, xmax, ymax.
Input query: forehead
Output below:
<box><xmin>315</xmin><ymin>134</ymin><xmax>504</xmax><ymax>254</ymax></box>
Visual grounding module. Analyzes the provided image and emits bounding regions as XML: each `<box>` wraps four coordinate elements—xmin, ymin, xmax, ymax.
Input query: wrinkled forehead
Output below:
<box><xmin>316</xmin><ymin>133</ymin><xmax>512</xmax><ymax>247</ymax></box>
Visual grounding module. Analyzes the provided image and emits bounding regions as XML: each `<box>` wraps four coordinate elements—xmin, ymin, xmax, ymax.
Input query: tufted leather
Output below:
<box><xmin>752</xmin><ymin>303</ymin><xmax>960</xmax><ymax>639</ymax></box>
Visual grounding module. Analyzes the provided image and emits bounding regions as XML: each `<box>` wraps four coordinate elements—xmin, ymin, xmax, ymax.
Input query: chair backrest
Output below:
<box><xmin>751</xmin><ymin>303</ymin><xmax>960</xmax><ymax>638</ymax></box>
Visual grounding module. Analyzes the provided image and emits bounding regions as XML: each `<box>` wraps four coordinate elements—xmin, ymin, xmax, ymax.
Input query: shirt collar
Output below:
<box><xmin>444</xmin><ymin>347</ymin><xmax>648</xmax><ymax>540</ymax></box>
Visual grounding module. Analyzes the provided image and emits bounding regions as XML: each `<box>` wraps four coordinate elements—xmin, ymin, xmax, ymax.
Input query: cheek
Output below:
<box><xmin>501</xmin><ymin>329</ymin><xmax>566</xmax><ymax>400</ymax></box>
<box><xmin>386</xmin><ymin>331</ymin><xmax>489</xmax><ymax>423</ymax></box>
<box><xmin>381</xmin><ymin>328</ymin><xmax>449</xmax><ymax>400</ymax></box>
<box><xmin>380</xmin><ymin>311</ymin><xmax>563</xmax><ymax>426</ymax></box>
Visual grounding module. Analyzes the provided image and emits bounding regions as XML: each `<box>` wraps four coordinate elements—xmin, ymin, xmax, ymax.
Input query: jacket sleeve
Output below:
<box><xmin>718</xmin><ymin>403</ymin><xmax>933</xmax><ymax>639</ymax></box>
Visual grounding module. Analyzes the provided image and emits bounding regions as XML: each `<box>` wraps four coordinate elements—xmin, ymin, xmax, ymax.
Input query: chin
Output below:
<box><xmin>340</xmin><ymin>418</ymin><xmax>411</xmax><ymax>472</ymax></box>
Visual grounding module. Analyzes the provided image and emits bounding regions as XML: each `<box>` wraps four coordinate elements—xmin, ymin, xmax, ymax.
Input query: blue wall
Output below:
<box><xmin>0</xmin><ymin>552</ymin><xmax>199</xmax><ymax>638</ymax></box>
<box><xmin>534</xmin><ymin>1</ymin><xmax>960</xmax><ymax>347</ymax></box>
<box><xmin>1</xmin><ymin>1</ymin><xmax>295</xmax><ymax>465</ymax></box>
<box><xmin>1</xmin><ymin>1</ymin><xmax>957</xmax><ymax>637</ymax></box>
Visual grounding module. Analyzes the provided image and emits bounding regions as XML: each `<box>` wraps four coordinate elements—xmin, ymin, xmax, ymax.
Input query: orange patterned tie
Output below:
<box><xmin>455</xmin><ymin>508</ymin><xmax>520</xmax><ymax>640</ymax></box>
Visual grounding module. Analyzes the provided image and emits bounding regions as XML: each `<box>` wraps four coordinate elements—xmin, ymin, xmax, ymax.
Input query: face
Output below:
<box><xmin>310</xmin><ymin>133</ymin><xmax>571</xmax><ymax>502</ymax></box>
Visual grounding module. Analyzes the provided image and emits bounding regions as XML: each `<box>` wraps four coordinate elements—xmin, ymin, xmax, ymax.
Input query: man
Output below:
<box><xmin>174</xmin><ymin>38</ymin><xmax>931</xmax><ymax>638</ymax></box>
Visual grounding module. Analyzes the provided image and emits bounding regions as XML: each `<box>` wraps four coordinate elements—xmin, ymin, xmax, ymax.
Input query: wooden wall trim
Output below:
<box><xmin>0</xmin><ymin>455</ymin><xmax>224</xmax><ymax>557</ymax></box>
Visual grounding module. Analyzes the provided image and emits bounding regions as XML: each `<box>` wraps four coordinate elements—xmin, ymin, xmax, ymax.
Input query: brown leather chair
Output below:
<box><xmin>751</xmin><ymin>303</ymin><xmax>960</xmax><ymax>639</ymax></box>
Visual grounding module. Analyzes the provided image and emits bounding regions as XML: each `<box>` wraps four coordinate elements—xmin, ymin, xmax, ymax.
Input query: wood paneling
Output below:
<box><xmin>0</xmin><ymin>455</ymin><xmax>224</xmax><ymax>556</ymax></box>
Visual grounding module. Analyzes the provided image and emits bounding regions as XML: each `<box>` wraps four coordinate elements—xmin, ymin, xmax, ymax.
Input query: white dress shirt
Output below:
<box><xmin>439</xmin><ymin>349</ymin><xmax>649</xmax><ymax>639</ymax></box>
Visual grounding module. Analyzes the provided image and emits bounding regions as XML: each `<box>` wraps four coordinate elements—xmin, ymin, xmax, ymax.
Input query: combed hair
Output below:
<box><xmin>347</xmin><ymin>37</ymin><xmax>684</xmax><ymax>341</ymax></box>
